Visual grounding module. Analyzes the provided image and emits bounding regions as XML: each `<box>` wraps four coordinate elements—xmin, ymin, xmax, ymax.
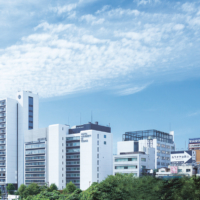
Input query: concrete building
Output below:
<box><xmin>0</xmin><ymin>91</ymin><xmax>39</xmax><ymax>195</ymax></box>
<box><xmin>113</xmin><ymin>141</ymin><xmax>155</xmax><ymax>177</ymax></box>
<box><xmin>189</xmin><ymin>138</ymin><xmax>200</xmax><ymax>150</ymax></box>
<box><xmin>24</xmin><ymin>122</ymin><xmax>113</xmax><ymax>190</ymax></box>
<box><xmin>122</xmin><ymin>130</ymin><xmax>175</xmax><ymax>169</ymax></box>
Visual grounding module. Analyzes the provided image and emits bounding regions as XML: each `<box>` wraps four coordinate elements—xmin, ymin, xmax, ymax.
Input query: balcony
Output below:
<box><xmin>0</xmin><ymin>108</ymin><xmax>6</xmax><ymax>112</ymax></box>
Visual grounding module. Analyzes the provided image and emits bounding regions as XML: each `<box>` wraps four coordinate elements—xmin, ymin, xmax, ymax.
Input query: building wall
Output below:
<box><xmin>17</xmin><ymin>91</ymin><xmax>39</xmax><ymax>187</ymax></box>
<box><xmin>117</xmin><ymin>141</ymin><xmax>134</xmax><ymax>154</ymax></box>
<box><xmin>80</xmin><ymin>130</ymin><xmax>113</xmax><ymax>190</ymax></box>
<box><xmin>6</xmin><ymin>98</ymin><xmax>17</xmax><ymax>185</ymax></box>
<box><xmin>113</xmin><ymin>149</ymin><xmax>155</xmax><ymax>177</ymax></box>
<box><xmin>48</xmin><ymin>124</ymin><xmax>68</xmax><ymax>190</ymax></box>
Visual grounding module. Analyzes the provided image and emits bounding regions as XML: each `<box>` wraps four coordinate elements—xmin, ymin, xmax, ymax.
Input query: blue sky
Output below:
<box><xmin>0</xmin><ymin>0</ymin><xmax>200</xmax><ymax>152</ymax></box>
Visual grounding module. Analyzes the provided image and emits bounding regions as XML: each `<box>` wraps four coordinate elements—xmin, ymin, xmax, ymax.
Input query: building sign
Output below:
<box><xmin>171</xmin><ymin>151</ymin><xmax>196</xmax><ymax>164</ymax></box>
<box><xmin>189</xmin><ymin>138</ymin><xmax>200</xmax><ymax>144</ymax></box>
<box><xmin>81</xmin><ymin>132</ymin><xmax>91</xmax><ymax>143</ymax></box>
<box><xmin>189</xmin><ymin>143</ymin><xmax>200</xmax><ymax>149</ymax></box>
<box><xmin>170</xmin><ymin>166</ymin><xmax>177</xmax><ymax>174</ymax></box>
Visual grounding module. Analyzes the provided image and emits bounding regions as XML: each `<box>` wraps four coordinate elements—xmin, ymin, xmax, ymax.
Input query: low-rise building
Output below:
<box><xmin>113</xmin><ymin>141</ymin><xmax>155</xmax><ymax>177</ymax></box>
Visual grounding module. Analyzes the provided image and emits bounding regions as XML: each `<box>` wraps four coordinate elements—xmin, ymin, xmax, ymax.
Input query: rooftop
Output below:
<box><xmin>123</xmin><ymin>129</ymin><xmax>173</xmax><ymax>144</ymax></box>
<box><xmin>69</xmin><ymin>122</ymin><xmax>111</xmax><ymax>134</ymax></box>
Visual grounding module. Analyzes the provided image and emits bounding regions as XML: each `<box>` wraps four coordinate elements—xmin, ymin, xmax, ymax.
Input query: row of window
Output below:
<box><xmin>66</xmin><ymin>173</ymin><xmax>80</xmax><ymax>177</ymax></box>
<box><xmin>66</xmin><ymin>179</ymin><xmax>80</xmax><ymax>184</ymax></box>
<box><xmin>66</xmin><ymin>161</ymin><xmax>80</xmax><ymax>165</ymax></box>
<box><xmin>66</xmin><ymin>167</ymin><xmax>80</xmax><ymax>171</ymax></box>
<box><xmin>66</xmin><ymin>136</ymin><xmax>80</xmax><ymax>141</ymax></box>
<box><xmin>26</xmin><ymin>143</ymin><xmax>45</xmax><ymax>149</ymax></box>
<box><xmin>66</xmin><ymin>142</ymin><xmax>80</xmax><ymax>147</ymax></box>
<box><xmin>26</xmin><ymin>156</ymin><xmax>45</xmax><ymax>160</ymax></box>
<box><xmin>25</xmin><ymin>174</ymin><xmax>45</xmax><ymax>177</ymax></box>
<box><xmin>25</xmin><ymin>162</ymin><xmax>45</xmax><ymax>166</ymax></box>
<box><xmin>0</xmin><ymin>168</ymin><xmax>5</xmax><ymax>171</ymax></box>
<box><xmin>28</xmin><ymin>97</ymin><xmax>33</xmax><ymax>130</ymax></box>
<box><xmin>97</xmin><ymin>134</ymin><xmax>107</xmax><ymax>139</ymax></box>
<box><xmin>115</xmin><ymin>165</ymin><xmax>137</xmax><ymax>170</ymax></box>
<box><xmin>115</xmin><ymin>158</ymin><xmax>137</xmax><ymax>162</ymax></box>
<box><xmin>66</xmin><ymin>148</ymin><xmax>80</xmax><ymax>153</ymax></box>
<box><xmin>25</xmin><ymin>168</ymin><xmax>45</xmax><ymax>172</ymax></box>
<box><xmin>157</xmin><ymin>150</ymin><xmax>170</xmax><ymax>154</ymax></box>
<box><xmin>66</xmin><ymin>155</ymin><xmax>80</xmax><ymax>159</ymax></box>
<box><xmin>157</xmin><ymin>162</ymin><xmax>170</xmax><ymax>166</ymax></box>
<box><xmin>26</xmin><ymin>149</ymin><xmax>45</xmax><ymax>155</ymax></box>
<box><xmin>157</xmin><ymin>156</ymin><xmax>170</xmax><ymax>160</ymax></box>
<box><xmin>25</xmin><ymin>180</ymin><xmax>45</xmax><ymax>183</ymax></box>
<box><xmin>0</xmin><ymin>173</ymin><xmax>5</xmax><ymax>176</ymax></box>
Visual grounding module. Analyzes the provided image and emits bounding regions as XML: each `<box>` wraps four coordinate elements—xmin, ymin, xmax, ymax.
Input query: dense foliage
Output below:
<box><xmin>15</xmin><ymin>174</ymin><xmax>200</xmax><ymax>200</ymax></box>
<box><xmin>6</xmin><ymin>183</ymin><xmax>15</xmax><ymax>195</ymax></box>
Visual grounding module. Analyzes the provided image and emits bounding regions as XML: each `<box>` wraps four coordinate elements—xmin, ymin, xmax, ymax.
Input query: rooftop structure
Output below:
<box><xmin>123</xmin><ymin>129</ymin><xmax>174</xmax><ymax>144</ymax></box>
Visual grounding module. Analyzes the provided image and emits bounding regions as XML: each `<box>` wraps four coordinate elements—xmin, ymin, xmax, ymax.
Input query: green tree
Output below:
<box><xmin>6</xmin><ymin>184</ymin><xmax>15</xmax><ymax>195</ymax></box>
<box><xmin>63</xmin><ymin>182</ymin><xmax>77</xmax><ymax>194</ymax></box>
<box><xmin>24</xmin><ymin>183</ymin><xmax>40</xmax><ymax>197</ymax></box>
<box><xmin>18</xmin><ymin>184</ymin><xmax>27</xmax><ymax>198</ymax></box>
<box><xmin>0</xmin><ymin>189</ymin><xmax>1</xmax><ymax>197</ymax></box>
<box><xmin>48</xmin><ymin>183</ymin><xmax>58</xmax><ymax>192</ymax></box>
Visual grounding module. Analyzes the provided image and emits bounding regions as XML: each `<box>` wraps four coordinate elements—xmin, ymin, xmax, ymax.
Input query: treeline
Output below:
<box><xmin>7</xmin><ymin>174</ymin><xmax>200</xmax><ymax>199</ymax></box>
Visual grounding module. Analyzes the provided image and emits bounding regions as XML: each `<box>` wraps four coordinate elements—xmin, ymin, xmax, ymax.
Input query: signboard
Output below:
<box><xmin>171</xmin><ymin>151</ymin><xmax>196</xmax><ymax>164</ymax></box>
<box><xmin>81</xmin><ymin>132</ymin><xmax>91</xmax><ymax>143</ymax></box>
<box><xmin>189</xmin><ymin>138</ymin><xmax>200</xmax><ymax>144</ymax></box>
<box><xmin>170</xmin><ymin>166</ymin><xmax>177</xmax><ymax>174</ymax></box>
<box><xmin>189</xmin><ymin>143</ymin><xmax>200</xmax><ymax>149</ymax></box>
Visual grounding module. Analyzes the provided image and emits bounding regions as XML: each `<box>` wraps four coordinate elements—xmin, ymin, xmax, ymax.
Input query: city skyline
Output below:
<box><xmin>1</xmin><ymin>0</ymin><xmax>200</xmax><ymax>152</ymax></box>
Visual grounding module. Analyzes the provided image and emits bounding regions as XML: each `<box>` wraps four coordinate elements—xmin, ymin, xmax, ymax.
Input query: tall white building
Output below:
<box><xmin>122</xmin><ymin>130</ymin><xmax>175</xmax><ymax>169</ymax></box>
<box><xmin>24</xmin><ymin>122</ymin><xmax>113</xmax><ymax>190</ymax></box>
<box><xmin>0</xmin><ymin>91</ymin><xmax>39</xmax><ymax>194</ymax></box>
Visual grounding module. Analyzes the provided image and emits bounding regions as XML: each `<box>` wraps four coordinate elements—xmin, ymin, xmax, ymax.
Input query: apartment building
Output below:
<box><xmin>24</xmin><ymin>122</ymin><xmax>113</xmax><ymax>190</ymax></box>
<box><xmin>0</xmin><ymin>91</ymin><xmax>39</xmax><ymax>194</ymax></box>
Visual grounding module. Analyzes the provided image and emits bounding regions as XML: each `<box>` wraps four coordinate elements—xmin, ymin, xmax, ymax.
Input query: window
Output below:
<box><xmin>25</xmin><ymin>162</ymin><xmax>45</xmax><ymax>166</ymax></box>
<box><xmin>157</xmin><ymin>143</ymin><xmax>160</xmax><ymax>147</ymax></box>
<box><xmin>115</xmin><ymin>158</ymin><xmax>137</xmax><ymax>162</ymax></box>
<box><xmin>66</xmin><ymin>136</ymin><xmax>80</xmax><ymax>141</ymax></box>
<box><xmin>115</xmin><ymin>165</ymin><xmax>137</xmax><ymax>170</ymax></box>
<box><xmin>97</xmin><ymin>141</ymin><xmax>99</xmax><ymax>145</ymax></box>
<box><xmin>26</xmin><ymin>143</ymin><xmax>45</xmax><ymax>149</ymax></box>
<box><xmin>62</xmin><ymin>174</ymin><xmax>63</xmax><ymax>177</ymax></box>
<box><xmin>97</xmin><ymin>173</ymin><xmax>99</xmax><ymax>178</ymax></box>
<box><xmin>178</xmin><ymin>169</ymin><xmax>182</xmax><ymax>173</ymax></box>
<box><xmin>97</xmin><ymin>154</ymin><xmax>99</xmax><ymax>158</ymax></box>
<box><xmin>157</xmin><ymin>150</ymin><xmax>160</xmax><ymax>154</ymax></box>
<box><xmin>66</xmin><ymin>167</ymin><xmax>80</xmax><ymax>171</ymax></box>
<box><xmin>97</xmin><ymin>134</ymin><xmax>99</xmax><ymax>139</ymax></box>
<box><xmin>186</xmin><ymin>169</ymin><xmax>191</xmax><ymax>172</ymax></box>
<box><xmin>28</xmin><ymin>97</ymin><xmax>33</xmax><ymax>130</ymax></box>
<box><xmin>97</xmin><ymin>160</ymin><xmax>99</xmax><ymax>165</ymax></box>
<box><xmin>62</xmin><ymin>143</ymin><xmax>63</xmax><ymax>146</ymax></box>
<box><xmin>104</xmin><ymin>141</ymin><xmax>106</xmax><ymax>145</ymax></box>
<box><xmin>161</xmin><ymin>151</ymin><xmax>166</xmax><ymax>154</ymax></box>
<box><xmin>66</xmin><ymin>161</ymin><xmax>80</xmax><ymax>165</ymax></box>
<box><xmin>97</xmin><ymin>180</ymin><xmax>99</xmax><ymax>183</ymax></box>
<box><xmin>97</xmin><ymin>167</ymin><xmax>99</xmax><ymax>172</ymax></box>
<box><xmin>162</xmin><ymin>157</ymin><xmax>166</xmax><ymax>160</ymax></box>
<box><xmin>66</xmin><ymin>155</ymin><xmax>80</xmax><ymax>159</ymax></box>
<box><xmin>161</xmin><ymin>144</ymin><xmax>165</xmax><ymax>148</ymax></box>
<box><xmin>25</xmin><ymin>149</ymin><xmax>45</xmax><ymax>155</ymax></box>
<box><xmin>141</xmin><ymin>166</ymin><xmax>146</xmax><ymax>169</ymax></box>
<box><xmin>97</xmin><ymin>147</ymin><xmax>99</xmax><ymax>152</ymax></box>
<box><xmin>66</xmin><ymin>173</ymin><xmax>80</xmax><ymax>177</ymax></box>
<box><xmin>157</xmin><ymin>162</ymin><xmax>160</xmax><ymax>165</ymax></box>
<box><xmin>66</xmin><ymin>148</ymin><xmax>80</xmax><ymax>153</ymax></box>
<box><xmin>141</xmin><ymin>158</ymin><xmax>146</xmax><ymax>162</ymax></box>
<box><xmin>66</xmin><ymin>142</ymin><xmax>80</xmax><ymax>147</ymax></box>
<box><xmin>104</xmin><ymin>135</ymin><xmax>106</xmax><ymax>138</ymax></box>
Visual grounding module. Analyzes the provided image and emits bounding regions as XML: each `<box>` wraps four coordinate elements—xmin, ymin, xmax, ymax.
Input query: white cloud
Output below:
<box><xmin>116</xmin><ymin>84</ymin><xmax>149</xmax><ymax>96</ymax></box>
<box><xmin>50</xmin><ymin>4</ymin><xmax>77</xmax><ymax>15</ymax></box>
<box><xmin>182</xmin><ymin>3</ymin><xmax>195</xmax><ymax>13</ymax></box>
<box><xmin>0</xmin><ymin>1</ymin><xmax>200</xmax><ymax>99</ymax></box>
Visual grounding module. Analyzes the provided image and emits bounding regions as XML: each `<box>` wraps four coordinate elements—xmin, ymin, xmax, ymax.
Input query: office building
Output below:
<box><xmin>122</xmin><ymin>129</ymin><xmax>175</xmax><ymax>169</ymax></box>
<box><xmin>113</xmin><ymin>141</ymin><xmax>155</xmax><ymax>177</ymax></box>
<box><xmin>24</xmin><ymin>122</ymin><xmax>113</xmax><ymax>190</ymax></box>
<box><xmin>188</xmin><ymin>138</ymin><xmax>200</xmax><ymax>150</ymax></box>
<box><xmin>0</xmin><ymin>91</ymin><xmax>39</xmax><ymax>194</ymax></box>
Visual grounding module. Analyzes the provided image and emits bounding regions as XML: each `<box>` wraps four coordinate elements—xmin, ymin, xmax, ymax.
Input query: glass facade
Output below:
<box><xmin>0</xmin><ymin>100</ymin><xmax>6</xmax><ymax>193</ymax></box>
<box><xmin>123</xmin><ymin>129</ymin><xmax>173</xmax><ymax>144</ymax></box>
<box><xmin>66</xmin><ymin>136</ymin><xmax>80</xmax><ymax>188</ymax></box>
<box><xmin>25</xmin><ymin>141</ymin><xmax>46</xmax><ymax>186</ymax></box>
<box><xmin>28</xmin><ymin>97</ymin><xmax>33</xmax><ymax>130</ymax></box>
<box><xmin>115</xmin><ymin>166</ymin><xmax>137</xmax><ymax>169</ymax></box>
<box><xmin>115</xmin><ymin>158</ymin><xmax>137</xmax><ymax>162</ymax></box>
